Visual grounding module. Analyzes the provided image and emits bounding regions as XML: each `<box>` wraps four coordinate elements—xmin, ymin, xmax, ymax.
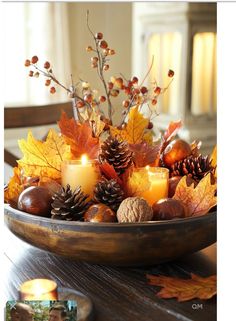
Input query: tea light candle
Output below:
<box><xmin>61</xmin><ymin>155</ymin><xmax>99</xmax><ymax>198</ymax></box>
<box><xmin>141</xmin><ymin>167</ymin><xmax>169</xmax><ymax>206</ymax></box>
<box><xmin>20</xmin><ymin>279</ymin><xmax>58</xmax><ymax>300</ymax></box>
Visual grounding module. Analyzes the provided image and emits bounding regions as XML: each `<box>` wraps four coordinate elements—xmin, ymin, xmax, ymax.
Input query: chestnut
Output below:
<box><xmin>84</xmin><ymin>204</ymin><xmax>117</xmax><ymax>223</ymax></box>
<box><xmin>18</xmin><ymin>186</ymin><xmax>52</xmax><ymax>217</ymax></box>
<box><xmin>168</xmin><ymin>176</ymin><xmax>197</xmax><ymax>197</ymax></box>
<box><xmin>163</xmin><ymin>139</ymin><xmax>191</xmax><ymax>167</ymax></box>
<box><xmin>152</xmin><ymin>198</ymin><xmax>187</xmax><ymax>221</ymax></box>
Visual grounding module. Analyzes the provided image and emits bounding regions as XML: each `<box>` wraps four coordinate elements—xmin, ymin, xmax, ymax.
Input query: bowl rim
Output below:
<box><xmin>4</xmin><ymin>203</ymin><xmax>216</xmax><ymax>228</ymax></box>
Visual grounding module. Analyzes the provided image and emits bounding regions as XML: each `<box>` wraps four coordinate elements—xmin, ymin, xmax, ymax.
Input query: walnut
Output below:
<box><xmin>117</xmin><ymin>197</ymin><xmax>153</xmax><ymax>223</ymax></box>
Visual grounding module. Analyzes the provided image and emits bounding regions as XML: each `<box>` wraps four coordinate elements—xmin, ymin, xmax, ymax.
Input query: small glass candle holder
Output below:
<box><xmin>141</xmin><ymin>167</ymin><xmax>169</xmax><ymax>206</ymax></box>
<box><xmin>19</xmin><ymin>279</ymin><xmax>58</xmax><ymax>300</ymax></box>
<box><xmin>61</xmin><ymin>155</ymin><xmax>100</xmax><ymax>198</ymax></box>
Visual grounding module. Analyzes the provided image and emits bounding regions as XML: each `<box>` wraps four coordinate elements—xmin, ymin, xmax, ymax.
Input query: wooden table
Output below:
<box><xmin>3</xmin><ymin>226</ymin><xmax>216</xmax><ymax>321</ymax></box>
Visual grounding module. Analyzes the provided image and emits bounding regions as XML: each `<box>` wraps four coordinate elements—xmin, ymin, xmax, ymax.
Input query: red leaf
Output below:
<box><xmin>129</xmin><ymin>142</ymin><xmax>161</xmax><ymax>167</ymax></box>
<box><xmin>99</xmin><ymin>162</ymin><xmax>122</xmax><ymax>185</ymax></box>
<box><xmin>163</xmin><ymin>120</ymin><xmax>182</xmax><ymax>143</ymax></box>
<box><xmin>58</xmin><ymin>111</ymin><xmax>99</xmax><ymax>159</ymax></box>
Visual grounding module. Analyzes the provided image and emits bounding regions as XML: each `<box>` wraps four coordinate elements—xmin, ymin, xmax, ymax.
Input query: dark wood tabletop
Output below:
<box><xmin>3</xmin><ymin>226</ymin><xmax>216</xmax><ymax>321</ymax></box>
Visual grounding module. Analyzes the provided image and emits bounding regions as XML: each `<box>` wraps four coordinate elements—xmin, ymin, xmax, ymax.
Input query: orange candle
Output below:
<box><xmin>61</xmin><ymin>154</ymin><xmax>99</xmax><ymax>198</ymax></box>
<box><xmin>141</xmin><ymin>167</ymin><xmax>169</xmax><ymax>206</ymax></box>
<box><xmin>20</xmin><ymin>279</ymin><xmax>58</xmax><ymax>300</ymax></box>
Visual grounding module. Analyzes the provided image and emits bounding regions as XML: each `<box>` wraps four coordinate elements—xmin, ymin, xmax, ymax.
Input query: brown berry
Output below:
<box><xmin>29</xmin><ymin>70</ymin><xmax>34</xmax><ymax>77</ymax></box>
<box><xmin>84</xmin><ymin>204</ymin><xmax>117</xmax><ymax>222</ymax></box>
<box><xmin>151</xmin><ymin>99</ymin><xmax>157</xmax><ymax>105</ymax></box>
<box><xmin>76</xmin><ymin>101</ymin><xmax>85</xmax><ymax>108</ymax></box>
<box><xmin>163</xmin><ymin>139</ymin><xmax>192</xmax><ymax>167</ymax></box>
<box><xmin>31</xmin><ymin>56</ymin><xmax>38</xmax><ymax>64</ymax></box>
<box><xmin>132</xmin><ymin>76</ymin><xmax>138</xmax><ymax>84</ymax></box>
<box><xmin>109</xmin><ymin>49</ymin><xmax>115</xmax><ymax>55</ymax></box>
<box><xmin>122</xmin><ymin>100</ymin><xmax>129</xmax><ymax>108</ymax></box>
<box><xmin>108</xmin><ymin>82</ymin><xmax>114</xmax><ymax>90</ymax></box>
<box><xmin>152</xmin><ymin>198</ymin><xmax>187</xmax><ymax>221</ymax></box>
<box><xmin>45</xmin><ymin>79</ymin><xmax>51</xmax><ymax>86</ymax></box>
<box><xmin>44</xmin><ymin>61</ymin><xmax>50</xmax><ymax>69</ymax></box>
<box><xmin>114</xmin><ymin>77</ymin><xmax>123</xmax><ymax>88</ymax></box>
<box><xmin>147</xmin><ymin>122</ymin><xmax>153</xmax><ymax>129</ymax></box>
<box><xmin>110</xmin><ymin>89</ymin><xmax>119</xmax><ymax>97</ymax></box>
<box><xmin>133</xmin><ymin>88</ymin><xmax>140</xmax><ymax>95</ymax></box>
<box><xmin>168</xmin><ymin>69</ymin><xmax>175</xmax><ymax>77</ymax></box>
<box><xmin>99</xmin><ymin>40</ymin><xmax>108</xmax><ymax>49</ymax></box>
<box><xmin>154</xmin><ymin>86</ymin><xmax>161</xmax><ymax>94</ymax></box>
<box><xmin>103</xmin><ymin>64</ymin><xmax>109</xmax><ymax>71</ymax></box>
<box><xmin>140</xmin><ymin>86</ymin><xmax>148</xmax><ymax>94</ymax></box>
<box><xmin>91</xmin><ymin>63</ymin><xmax>98</xmax><ymax>68</ymax></box>
<box><xmin>99</xmin><ymin>96</ymin><xmax>106</xmax><ymax>103</ymax></box>
<box><xmin>50</xmin><ymin>87</ymin><xmax>56</xmax><ymax>94</ymax></box>
<box><xmin>34</xmin><ymin>72</ymin><xmax>40</xmax><ymax>78</ymax></box>
<box><xmin>95</xmin><ymin>32</ymin><xmax>103</xmax><ymax>39</ymax></box>
<box><xmin>84</xmin><ymin>94</ymin><xmax>93</xmax><ymax>103</ymax></box>
<box><xmin>91</xmin><ymin>57</ymin><xmax>98</xmax><ymax>63</ymax></box>
<box><xmin>24</xmin><ymin>59</ymin><xmax>31</xmax><ymax>67</ymax></box>
<box><xmin>86</xmin><ymin>46</ymin><xmax>93</xmax><ymax>52</ymax></box>
<box><xmin>18</xmin><ymin>186</ymin><xmax>52</xmax><ymax>217</ymax></box>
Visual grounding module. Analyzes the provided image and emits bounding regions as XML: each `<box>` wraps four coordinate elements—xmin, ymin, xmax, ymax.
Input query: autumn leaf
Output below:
<box><xmin>163</xmin><ymin>120</ymin><xmax>182</xmax><ymax>143</ymax></box>
<box><xmin>58</xmin><ymin>111</ymin><xmax>99</xmax><ymax>159</ymax></box>
<box><xmin>210</xmin><ymin>145</ymin><xmax>217</xmax><ymax>177</ymax></box>
<box><xmin>129</xmin><ymin>142</ymin><xmax>161</xmax><ymax>167</ymax></box>
<box><xmin>110</xmin><ymin>106</ymin><xmax>153</xmax><ymax>144</ymax></box>
<box><xmin>4</xmin><ymin>167</ymin><xmax>24</xmax><ymax>206</ymax></box>
<box><xmin>18</xmin><ymin>129</ymin><xmax>70</xmax><ymax>180</ymax></box>
<box><xmin>147</xmin><ymin>273</ymin><xmax>216</xmax><ymax>302</ymax></box>
<box><xmin>124</xmin><ymin>168</ymin><xmax>151</xmax><ymax>197</ymax></box>
<box><xmin>99</xmin><ymin>162</ymin><xmax>122</xmax><ymax>185</ymax></box>
<box><xmin>173</xmin><ymin>174</ymin><xmax>217</xmax><ymax>217</ymax></box>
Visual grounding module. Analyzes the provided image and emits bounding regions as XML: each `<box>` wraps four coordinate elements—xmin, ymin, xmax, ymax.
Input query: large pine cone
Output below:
<box><xmin>170</xmin><ymin>154</ymin><xmax>214</xmax><ymax>182</ymax></box>
<box><xmin>93</xmin><ymin>179</ymin><xmax>124</xmax><ymax>212</ymax></box>
<box><xmin>51</xmin><ymin>184</ymin><xmax>89</xmax><ymax>221</ymax></box>
<box><xmin>99</xmin><ymin>136</ymin><xmax>133</xmax><ymax>175</ymax></box>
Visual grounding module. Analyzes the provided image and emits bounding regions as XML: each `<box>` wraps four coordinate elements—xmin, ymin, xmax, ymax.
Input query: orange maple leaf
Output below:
<box><xmin>147</xmin><ymin>273</ymin><xmax>216</xmax><ymax>302</ymax></box>
<box><xmin>4</xmin><ymin>167</ymin><xmax>24</xmax><ymax>206</ymax></box>
<box><xmin>58</xmin><ymin>111</ymin><xmax>99</xmax><ymax>159</ymax></box>
<box><xmin>173</xmin><ymin>174</ymin><xmax>217</xmax><ymax>217</ymax></box>
<box><xmin>110</xmin><ymin>106</ymin><xmax>153</xmax><ymax>144</ymax></box>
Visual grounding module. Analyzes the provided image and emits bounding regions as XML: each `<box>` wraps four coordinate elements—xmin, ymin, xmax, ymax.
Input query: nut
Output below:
<box><xmin>152</xmin><ymin>198</ymin><xmax>187</xmax><ymax>221</ymax></box>
<box><xmin>117</xmin><ymin>197</ymin><xmax>153</xmax><ymax>223</ymax></box>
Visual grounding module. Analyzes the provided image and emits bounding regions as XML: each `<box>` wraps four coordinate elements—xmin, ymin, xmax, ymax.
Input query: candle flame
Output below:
<box><xmin>146</xmin><ymin>165</ymin><xmax>150</xmax><ymax>171</ymax></box>
<box><xmin>81</xmin><ymin>154</ymin><xmax>88</xmax><ymax>165</ymax></box>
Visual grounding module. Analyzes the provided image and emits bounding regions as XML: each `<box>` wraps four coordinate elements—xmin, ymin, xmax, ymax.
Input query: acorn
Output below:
<box><xmin>84</xmin><ymin>204</ymin><xmax>117</xmax><ymax>223</ymax></box>
<box><xmin>152</xmin><ymin>198</ymin><xmax>187</xmax><ymax>221</ymax></box>
<box><xmin>17</xmin><ymin>186</ymin><xmax>52</xmax><ymax>217</ymax></box>
<box><xmin>162</xmin><ymin>139</ymin><xmax>191</xmax><ymax>167</ymax></box>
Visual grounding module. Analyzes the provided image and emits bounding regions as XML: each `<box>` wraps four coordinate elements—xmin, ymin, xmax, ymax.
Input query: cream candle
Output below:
<box><xmin>20</xmin><ymin>279</ymin><xmax>58</xmax><ymax>300</ymax></box>
<box><xmin>141</xmin><ymin>167</ymin><xmax>169</xmax><ymax>206</ymax></box>
<box><xmin>61</xmin><ymin>155</ymin><xmax>99</xmax><ymax>198</ymax></box>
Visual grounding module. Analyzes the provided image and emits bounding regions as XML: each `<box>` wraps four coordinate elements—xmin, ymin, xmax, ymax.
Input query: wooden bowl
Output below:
<box><xmin>4</xmin><ymin>204</ymin><xmax>216</xmax><ymax>266</ymax></box>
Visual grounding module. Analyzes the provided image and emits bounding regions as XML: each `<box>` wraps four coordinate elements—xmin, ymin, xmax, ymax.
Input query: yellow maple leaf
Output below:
<box><xmin>173</xmin><ymin>174</ymin><xmax>217</xmax><ymax>217</ymax></box>
<box><xmin>4</xmin><ymin>167</ymin><xmax>24</xmax><ymax>205</ymax></box>
<box><xmin>18</xmin><ymin>129</ymin><xmax>70</xmax><ymax>180</ymax></box>
<box><xmin>125</xmin><ymin>168</ymin><xmax>151</xmax><ymax>197</ymax></box>
<box><xmin>110</xmin><ymin>106</ymin><xmax>153</xmax><ymax>144</ymax></box>
<box><xmin>211</xmin><ymin>145</ymin><xmax>217</xmax><ymax>177</ymax></box>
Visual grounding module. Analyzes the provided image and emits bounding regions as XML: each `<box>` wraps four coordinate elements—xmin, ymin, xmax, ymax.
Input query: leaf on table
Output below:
<box><xmin>129</xmin><ymin>141</ymin><xmax>161</xmax><ymax>167</ymax></box>
<box><xmin>124</xmin><ymin>167</ymin><xmax>151</xmax><ymax>197</ymax></box>
<box><xmin>173</xmin><ymin>174</ymin><xmax>217</xmax><ymax>217</ymax></box>
<box><xmin>58</xmin><ymin>111</ymin><xmax>99</xmax><ymax>159</ymax></box>
<box><xmin>110</xmin><ymin>106</ymin><xmax>153</xmax><ymax>144</ymax></box>
<box><xmin>4</xmin><ymin>167</ymin><xmax>24</xmax><ymax>205</ymax></box>
<box><xmin>18</xmin><ymin>129</ymin><xmax>70</xmax><ymax>180</ymax></box>
<box><xmin>147</xmin><ymin>273</ymin><xmax>216</xmax><ymax>302</ymax></box>
<box><xmin>99</xmin><ymin>162</ymin><xmax>122</xmax><ymax>185</ymax></box>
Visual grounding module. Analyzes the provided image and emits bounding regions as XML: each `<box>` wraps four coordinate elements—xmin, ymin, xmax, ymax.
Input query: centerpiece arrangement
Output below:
<box><xmin>4</xmin><ymin>15</ymin><xmax>217</xmax><ymax>226</ymax></box>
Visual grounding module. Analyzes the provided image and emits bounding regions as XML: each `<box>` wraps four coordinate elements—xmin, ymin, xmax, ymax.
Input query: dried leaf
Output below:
<box><xmin>99</xmin><ymin>162</ymin><xmax>122</xmax><ymax>185</ymax></box>
<box><xmin>163</xmin><ymin>120</ymin><xmax>182</xmax><ymax>143</ymax></box>
<box><xmin>173</xmin><ymin>174</ymin><xmax>217</xmax><ymax>217</ymax></box>
<box><xmin>129</xmin><ymin>142</ymin><xmax>161</xmax><ymax>167</ymax></box>
<box><xmin>110</xmin><ymin>106</ymin><xmax>153</xmax><ymax>144</ymax></box>
<box><xmin>18</xmin><ymin>129</ymin><xmax>70</xmax><ymax>180</ymax></box>
<box><xmin>210</xmin><ymin>145</ymin><xmax>217</xmax><ymax>177</ymax></box>
<box><xmin>58</xmin><ymin>111</ymin><xmax>99</xmax><ymax>159</ymax></box>
<box><xmin>125</xmin><ymin>168</ymin><xmax>151</xmax><ymax>197</ymax></box>
<box><xmin>4</xmin><ymin>167</ymin><xmax>24</xmax><ymax>205</ymax></box>
<box><xmin>147</xmin><ymin>273</ymin><xmax>216</xmax><ymax>302</ymax></box>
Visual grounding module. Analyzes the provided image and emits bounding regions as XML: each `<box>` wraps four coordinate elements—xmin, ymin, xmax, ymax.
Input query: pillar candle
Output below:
<box><xmin>20</xmin><ymin>279</ymin><xmax>58</xmax><ymax>300</ymax></box>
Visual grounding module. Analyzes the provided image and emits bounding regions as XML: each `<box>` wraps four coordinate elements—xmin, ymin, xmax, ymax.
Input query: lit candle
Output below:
<box><xmin>61</xmin><ymin>155</ymin><xmax>99</xmax><ymax>198</ymax></box>
<box><xmin>20</xmin><ymin>279</ymin><xmax>58</xmax><ymax>300</ymax></box>
<box><xmin>141</xmin><ymin>167</ymin><xmax>169</xmax><ymax>206</ymax></box>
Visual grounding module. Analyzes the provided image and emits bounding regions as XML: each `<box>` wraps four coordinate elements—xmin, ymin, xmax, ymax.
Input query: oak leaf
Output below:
<box><xmin>58</xmin><ymin>111</ymin><xmax>99</xmax><ymax>159</ymax></box>
<box><xmin>4</xmin><ymin>167</ymin><xmax>24</xmax><ymax>206</ymax></box>
<box><xmin>173</xmin><ymin>174</ymin><xmax>217</xmax><ymax>217</ymax></box>
<box><xmin>110</xmin><ymin>106</ymin><xmax>153</xmax><ymax>144</ymax></box>
<box><xmin>18</xmin><ymin>129</ymin><xmax>70</xmax><ymax>180</ymax></box>
<box><xmin>147</xmin><ymin>273</ymin><xmax>216</xmax><ymax>302</ymax></box>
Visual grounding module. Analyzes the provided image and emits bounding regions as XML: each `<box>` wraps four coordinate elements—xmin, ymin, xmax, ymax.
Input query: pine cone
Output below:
<box><xmin>99</xmin><ymin>136</ymin><xmax>133</xmax><ymax>175</ymax></box>
<box><xmin>93</xmin><ymin>179</ymin><xmax>124</xmax><ymax>211</ymax></box>
<box><xmin>51</xmin><ymin>184</ymin><xmax>89</xmax><ymax>221</ymax></box>
<box><xmin>170</xmin><ymin>154</ymin><xmax>214</xmax><ymax>182</ymax></box>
